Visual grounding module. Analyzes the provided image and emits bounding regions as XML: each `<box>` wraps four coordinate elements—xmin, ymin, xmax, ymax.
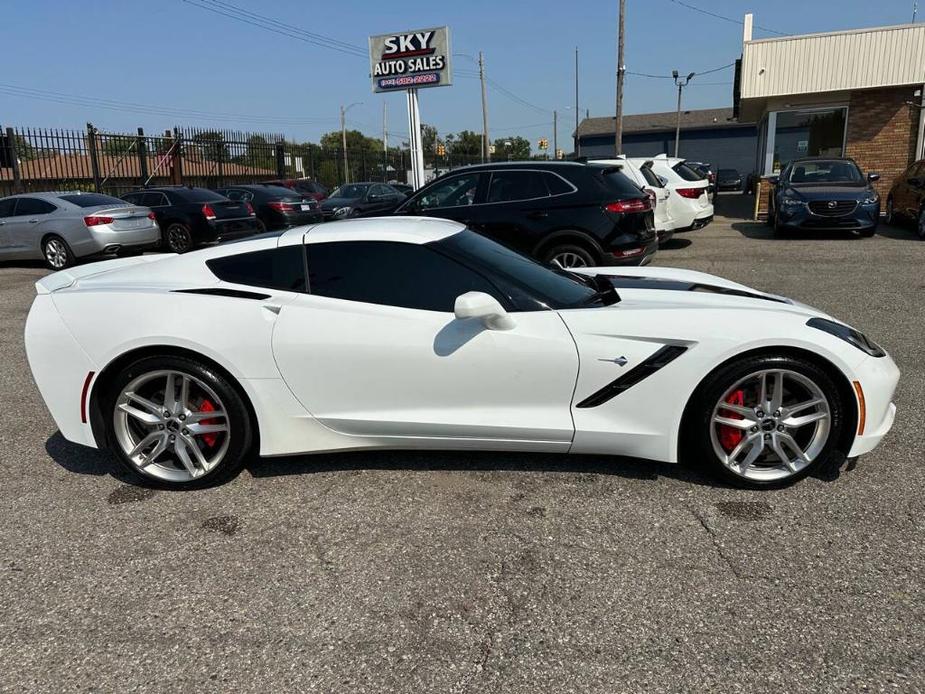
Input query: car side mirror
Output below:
<box><xmin>867</xmin><ymin>172</ymin><xmax>880</xmax><ymax>182</ymax></box>
<box><xmin>454</xmin><ymin>291</ymin><xmax>515</xmax><ymax>331</ymax></box>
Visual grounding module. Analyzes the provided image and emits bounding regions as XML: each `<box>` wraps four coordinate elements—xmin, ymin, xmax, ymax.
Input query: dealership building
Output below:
<box><xmin>739</xmin><ymin>17</ymin><xmax>925</xmax><ymax>214</ymax></box>
<box><xmin>574</xmin><ymin>108</ymin><xmax>757</xmax><ymax>174</ymax></box>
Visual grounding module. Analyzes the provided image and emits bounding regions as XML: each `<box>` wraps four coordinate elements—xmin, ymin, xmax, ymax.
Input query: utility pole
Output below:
<box><xmin>553</xmin><ymin>109</ymin><xmax>558</xmax><ymax>160</ymax></box>
<box><xmin>479</xmin><ymin>51</ymin><xmax>490</xmax><ymax>163</ymax></box>
<box><xmin>615</xmin><ymin>0</ymin><xmax>626</xmax><ymax>156</ymax></box>
<box><xmin>575</xmin><ymin>47</ymin><xmax>580</xmax><ymax>157</ymax></box>
<box><xmin>340</xmin><ymin>101</ymin><xmax>363</xmax><ymax>184</ymax></box>
<box><xmin>672</xmin><ymin>71</ymin><xmax>695</xmax><ymax>158</ymax></box>
<box><xmin>382</xmin><ymin>102</ymin><xmax>388</xmax><ymax>182</ymax></box>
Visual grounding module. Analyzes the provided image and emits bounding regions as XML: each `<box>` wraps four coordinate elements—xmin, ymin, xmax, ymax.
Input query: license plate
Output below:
<box><xmin>300</xmin><ymin>204</ymin><xmax>311</xmax><ymax>211</ymax></box>
<box><xmin>120</xmin><ymin>217</ymin><xmax>149</xmax><ymax>229</ymax></box>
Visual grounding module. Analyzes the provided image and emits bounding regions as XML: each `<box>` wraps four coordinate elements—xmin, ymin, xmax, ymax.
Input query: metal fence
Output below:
<box><xmin>0</xmin><ymin>123</ymin><xmax>488</xmax><ymax>197</ymax></box>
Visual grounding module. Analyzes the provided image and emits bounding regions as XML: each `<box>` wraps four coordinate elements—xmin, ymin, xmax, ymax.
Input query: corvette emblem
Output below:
<box><xmin>599</xmin><ymin>356</ymin><xmax>629</xmax><ymax>366</ymax></box>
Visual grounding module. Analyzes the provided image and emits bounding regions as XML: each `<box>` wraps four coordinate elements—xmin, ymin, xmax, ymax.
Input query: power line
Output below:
<box><xmin>180</xmin><ymin>0</ymin><xmax>368</xmax><ymax>57</ymax></box>
<box><xmin>666</xmin><ymin>0</ymin><xmax>787</xmax><ymax>36</ymax></box>
<box><xmin>626</xmin><ymin>62</ymin><xmax>735</xmax><ymax>80</ymax></box>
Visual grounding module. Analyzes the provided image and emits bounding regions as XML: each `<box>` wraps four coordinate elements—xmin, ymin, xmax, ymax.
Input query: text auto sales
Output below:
<box><xmin>373</xmin><ymin>31</ymin><xmax>446</xmax><ymax>89</ymax></box>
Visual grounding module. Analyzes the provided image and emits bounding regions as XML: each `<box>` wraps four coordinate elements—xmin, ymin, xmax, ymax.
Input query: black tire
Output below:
<box><xmin>682</xmin><ymin>354</ymin><xmax>847</xmax><ymax>489</ymax></box>
<box><xmin>42</xmin><ymin>234</ymin><xmax>75</xmax><ymax>270</ymax></box>
<box><xmin>103</xmin><ymin>355</ymin><xmax>254</xmax><ymax>490</ymax></box>
<box><xmin>857</xmin><ymin>226</ymin><xmax>876</xmax><ymax>238</ymax></box>
<box><xmin>917</xmin><ymin>207</ymin><xmax>925</xmax><ymax>240</ymax></box>
<box><xmin>164</xmin><ymin>222</ymin><xmax>194</xmax><ymax>253</ymax></box>
<box><xmin>255</xmin><ymin>219</ymin><xmax>267</xmax><ymax>234</ymax></box>
<box><xmin>885</xmin><ymin>196</ymin><xmax>896</xmax><ymax>225</ymax></box>
<box><xmin>542</xmin><ymin>243</ymin><xmax>597</xmax><ymax>269</ymax></box>
<box><xmin>766</xmin><ymin>194</ymin><xmax>776</xmax><ymax>227</ymax></box>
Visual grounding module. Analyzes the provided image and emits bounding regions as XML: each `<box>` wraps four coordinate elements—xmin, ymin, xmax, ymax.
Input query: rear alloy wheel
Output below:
<box><xmin>685</xmin><ymin>356</ymin><xmax>846</xmax><ymax>487</ymax></box>
<box><xmin>42</xmin><ymin>235</ymin><xmax>74</xmax><ymax>270</ymax></box>
<box><xmin>917</xmin><ymin>207</ymin><xmax>925</xmax><ymax>239</ymax></box>
<box><xmin>544</xmin><ymin>244</ymin><xmax>595</xmax><ymax>269</ymax></box>
<box><xmin>165</xmin><ymin>223</ymin><xmax>194</xmax><ymax>253</ymax></box>
<box><xmin>107</xmin><ymin>356</ymin><xmax>252</xmax><ymax>489</ymax></box>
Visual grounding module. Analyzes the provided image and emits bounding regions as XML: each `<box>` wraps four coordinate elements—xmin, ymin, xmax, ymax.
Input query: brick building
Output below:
<box><xmin>737</xmin><ymin>18</ymin><xmax>925</xmax><ymax>217</ymax></box>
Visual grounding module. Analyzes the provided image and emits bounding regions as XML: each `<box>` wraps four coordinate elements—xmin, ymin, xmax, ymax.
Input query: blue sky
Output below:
<box><xmin>1</xmin><ymin>0</ymin><xmax>920</xmax><ymax>149</ymax></box>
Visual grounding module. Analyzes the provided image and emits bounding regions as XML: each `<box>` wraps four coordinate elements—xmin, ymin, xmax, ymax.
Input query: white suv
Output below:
<box><xmin>645</xmin><ymin>154</ymin><xmax>714</xmax><ymax>231</ymax></box>
<box><xmin>593</xmin><ymin>157</ymin><xmax>675</xmax><ymax>246</ymax></box>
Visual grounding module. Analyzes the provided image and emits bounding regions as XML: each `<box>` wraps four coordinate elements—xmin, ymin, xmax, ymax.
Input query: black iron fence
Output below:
<box><xmin>0</xmin><ymin>123</ymin><xmax>488</xmax><ymax>197</ymax></box>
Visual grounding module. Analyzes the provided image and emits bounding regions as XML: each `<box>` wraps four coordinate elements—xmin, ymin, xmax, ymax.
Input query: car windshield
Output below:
<box><xmin>718</xmin><ymin>169</ymin><xmax>738</xmax><ymax>177</ymax></box>
<box><xmin>433</xmin><ymin>230</ymin><xmax>611</xmax><ymax>310</ymax></box>
<box><xmin>330</xmin><ymin>184</ymin><xmax>369</xmax><ymax>198</ymax></box>
<box><xmin>785</xmin><ymin>160</ymin><xmax>863</xmax><ymax>184</ymax></box>
<box><xmin>673</xmin><ymin>163</ymin><xmax>705</xmax><ymax>181</ymax></box>
<box><xmin>58</xmin><ymin>193</ymin><xmax>127</xmax><ymax>207</ymax></box>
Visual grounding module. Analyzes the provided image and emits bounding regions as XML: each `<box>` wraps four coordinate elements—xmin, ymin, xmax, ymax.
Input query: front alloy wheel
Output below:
<box><xmin>685</xmin><ymin>355</ymin><xmax>846</xmax><ymax>487</ymax></box>
<box><xmin>43</xmin><ymin>236</ymin><xmax>73</xmax><ymax>270</ymax></box>
<box><xmin>108</xmin><ymin>357</ymin><xmax>252</xmax><ymax>488</ymax></box>
<box><xmin>710</xmin><ymin>369</ymin><xmax>831</xmax><ymax>483</ymax></box>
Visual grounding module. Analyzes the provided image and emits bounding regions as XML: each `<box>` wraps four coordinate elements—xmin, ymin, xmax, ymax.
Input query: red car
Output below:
<box><xmin>265</xmin><ymin>178</ymin><xmax>329</xmax><ymax>202</ymax></box>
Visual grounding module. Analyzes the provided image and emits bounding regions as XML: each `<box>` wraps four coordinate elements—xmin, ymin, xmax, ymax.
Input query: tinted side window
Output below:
<box><xmin>0</xmin><ymin>199</ymin><xmax>16</xmax><ymax>218</ymax></box>
<box><xmin>415</xmin><ymin>173</ymin><xmax>481</xmax><ymax>210</ymax></box>
<box><xmin>486</xmin><ymin>171</ymin><xmax>548</xmax><ymax>203</ymax></box>
<box><xmin>121</xmin><ymin>193</ymin><xmax>142</xmax><ymax>205</ymax></box>
<box><xmin>15</xmin><ymin>198</ymin><xmax>56</xmax><ymax>215</ymax></box>
<box><xmin>543</xmin><ymin>173</ymin><xmax>573</xmax><ymax>195</ymax></box>
<box><xmin>207</xmin><ymin>246</ymin><xmax>306</xmax><ymax>292</ymax></box>
<box><xmin>673</xmin><ymin>163</ymin><xmax>704</xmax><ymax>181</ymax></box>
<box><xmin>307</xmin><ymin>241</ymin><xmax>502</xmax><ymax>312</ymax></box>
<box><xmin>142</xmin><ymin>192</ymin><xmax>168</xmax><ymax>207</ymax></box>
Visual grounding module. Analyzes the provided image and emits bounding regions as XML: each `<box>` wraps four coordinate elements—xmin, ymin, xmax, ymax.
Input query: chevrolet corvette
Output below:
<box><xmin>25</xmin><ymin>217</ymin><xmax>899</xmax><ymax>489</ymax></box>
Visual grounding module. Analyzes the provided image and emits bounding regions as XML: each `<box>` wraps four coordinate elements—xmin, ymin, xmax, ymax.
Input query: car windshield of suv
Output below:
<box><xmin>330</xmin><ymin>184</ymin><xmax>369</xmax><ymax>199</ymax></box>
<box><xmin>718</xmin><ymin>169</ymin><xmax>738</xmax><ymax>177</ymax></box>
<box><xmin>592</xmin><ymin>166</ymin><xmax>646</xmax><ymax>196</ymax></box>
<box><xmin>58</xmin><ymin>193</ymin><xmax>127</xmax><ymax>207</ymax></box>
<box><xmin>433</xmin><ymin>230</ymin><xmax>613</xmax><ymax>310</ymax></box>
<box><xmin>785</xmin><ymin>160</ymin><xmax>863</xmax><ymax>184</ymax></box>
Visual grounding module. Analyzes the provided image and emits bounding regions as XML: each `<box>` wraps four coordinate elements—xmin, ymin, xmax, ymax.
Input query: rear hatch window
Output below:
<box><xmin>594</xmin><ymin>166</ymin><xmax>645</xmax><ymax>197</ymax></box>
<box><xmin>673</xmin><ymin>163</ymin><xmax>706</xmax><ymax>182</ymax></box>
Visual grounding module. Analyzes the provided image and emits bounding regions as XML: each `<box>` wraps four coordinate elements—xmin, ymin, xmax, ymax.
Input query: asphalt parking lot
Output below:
<box><xmin>1</xmin><ymin>207</ymin><xmax>923</xmax><ymax>693</ymax></box>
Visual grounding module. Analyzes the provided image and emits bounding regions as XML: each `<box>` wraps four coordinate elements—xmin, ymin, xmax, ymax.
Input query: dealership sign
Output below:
<box><xmin>368</xmin><ymin>27</ymin><xmax>452</xmax><ymax>93</ymax></box>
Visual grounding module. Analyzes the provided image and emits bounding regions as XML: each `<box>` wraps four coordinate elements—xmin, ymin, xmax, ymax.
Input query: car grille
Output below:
<box><xmin>808</xmin><ymin>200</ymin><xmax>857</xmax><ymax>217</ymax></box>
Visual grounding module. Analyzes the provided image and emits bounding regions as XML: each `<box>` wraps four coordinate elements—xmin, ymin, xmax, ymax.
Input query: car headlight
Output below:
<box><xmin>780</xmin><ymin>196</ymin><xmax>803</xmax><ymax>208</ymax></box>
<box><xmin>333</xmin><ymin>206</ymin><xmax>352</xmax><ymax>218</ymax></box>
<box><xmin>862</xmin><ymin>193</ymin><xmax>880</xmax><ymax>205</ymax></box>
<box><xmin>807</xmin><ymin>317</ymin><xmax>885</xmax><ymax>357</ymax></box>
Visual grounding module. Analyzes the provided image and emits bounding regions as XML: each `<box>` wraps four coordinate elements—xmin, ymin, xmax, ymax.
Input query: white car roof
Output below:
<box><xmin>278</xmin><ymin>216</ymin><xmax>465</xmax><ymax>247</ymax></box>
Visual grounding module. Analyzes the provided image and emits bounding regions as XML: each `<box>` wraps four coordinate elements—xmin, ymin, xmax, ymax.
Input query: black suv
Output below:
<box><xmin>886</xmin><ymin>159</ymin><xmax>925</xmax><ymax>237</ymax></box>
<box><xmin>393</xmin><ymin>162</ymin><xmax>656</xmax><ymax>268</ymax></box>
<box><xmin>121</xmin><ymin>186</ymin><xmax>263</xmax><ymax>253</ymax></box>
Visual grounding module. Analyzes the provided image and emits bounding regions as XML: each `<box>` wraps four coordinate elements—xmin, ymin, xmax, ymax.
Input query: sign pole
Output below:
<box><xmin>406</xmin><ymin>88</ymin><xmax>425</xmax><ymax>189</ymax></box>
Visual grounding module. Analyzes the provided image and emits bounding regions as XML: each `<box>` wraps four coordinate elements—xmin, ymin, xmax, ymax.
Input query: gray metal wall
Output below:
<box><xmin>578</xmin><ymin>126</ymin><xmax>758</xmax><ymax>176</ymax></box>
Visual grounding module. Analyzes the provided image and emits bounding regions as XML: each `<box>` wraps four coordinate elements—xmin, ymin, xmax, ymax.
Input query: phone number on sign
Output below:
<box><xmin>378</xmin><ymin>72</ymin><xmax>441</xmax><ymax>89</ymax></box>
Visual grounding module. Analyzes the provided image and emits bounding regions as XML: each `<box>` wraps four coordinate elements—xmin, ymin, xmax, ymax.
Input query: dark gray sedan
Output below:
<box><xmin>0</xmin><ymin>192</ymin><xmax>160</xmax><ymax>269</ymax></box>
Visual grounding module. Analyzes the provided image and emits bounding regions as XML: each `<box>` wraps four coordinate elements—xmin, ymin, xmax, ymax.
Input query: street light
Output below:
<box><xmin>340</xmin><ymin>101</ymin><xmax>363</xmax><ymax>183</ymax></box>
<box><xmin>672</xmin><ymin>71</ymin><xmax>695</xmax><ymax>158</ymax></box>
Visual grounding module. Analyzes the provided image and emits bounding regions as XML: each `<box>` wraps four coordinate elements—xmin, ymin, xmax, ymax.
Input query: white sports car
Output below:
<box><xmin>25</xmin><ymin>217</ymin><xmax>899</xmax><ymax>489</ymax></box>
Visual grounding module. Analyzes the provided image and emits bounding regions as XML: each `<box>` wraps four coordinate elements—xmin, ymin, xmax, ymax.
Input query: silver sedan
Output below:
<box><xmin>0</xmin><ymin>192</ymin><xmax>160</xmax><ymax>270</ymax></box>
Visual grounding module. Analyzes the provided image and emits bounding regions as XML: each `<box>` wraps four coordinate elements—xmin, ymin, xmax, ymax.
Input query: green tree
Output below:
<box><xmin>446</xmin><ymin>130</ymin><xmax>482</xmax><ymax>159</ymax></box>
<box><xmin>319</xmin><ymin>129</ymin><xmax>382</xmax><ymax>153</ymax></box>
<box><xmin>101</xmin><ymin>135</ymin><xmax>138</xmax><ymax>157</ymax></box>
<box><xmin>491</xmin><ymin>136</ymin><xmax>531</xmax><ymax>161</ymax></box>
<box><xmin>191</xmin><ymin>131</ymin><xmax>229</xmax><ymax>162</ymax></box>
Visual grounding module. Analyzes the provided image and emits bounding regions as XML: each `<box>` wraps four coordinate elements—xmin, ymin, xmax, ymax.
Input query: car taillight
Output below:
<box><xmin>268</xmin><ymin>201</ymin><xmax>298</xmax><ymax>212</ymax></box>
<box><xmin>675</xmin><ymin>187</ymin><xmax>703</xmax><ymax>199</ymax></box>
<box><xmin>613</xmin><ymin>246</ymin><xmax>644</xmax><ymax>257</ymax></box>
<box><xmin>83</xmin><ymin>215</ymin><xmax>114</xmax><ymax>226</ymax></box>
<box><xmin>202</xmin><ymin>204</ymin><xmax>216</xmax><ymax>220</ymax></box>
<box><xmin>245</xmin><ymin>202</ymin><xmax>255</xmax><ymax>216</ymax></box>
<box><xmin>147</xmin><ymin>212</ymin><xmax>156</xmax><ymax>220</ymax></box>
<box><xmin>605</xmin><ymin>198</ymin><xmax>651</xmax><ymax>214</ymax></box>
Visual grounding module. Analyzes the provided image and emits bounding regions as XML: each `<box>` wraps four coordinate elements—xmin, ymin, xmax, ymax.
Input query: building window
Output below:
<box><xmin>772</xmin><ymin>108</ymin><xmax>847</xmax><ymax>172</ymax></box>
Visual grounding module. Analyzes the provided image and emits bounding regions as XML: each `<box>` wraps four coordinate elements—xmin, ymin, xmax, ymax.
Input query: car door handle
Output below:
<box><xmin>527</xmin><ymin>210</ymin><xmax>549</xmax><ymax>219</ymax></box>
<box><xmin>28</xmin><ymin>219</ymin><xmax>39</xmax><ymax>224</ymax></box>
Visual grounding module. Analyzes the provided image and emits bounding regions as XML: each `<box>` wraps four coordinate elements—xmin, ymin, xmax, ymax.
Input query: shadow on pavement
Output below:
<box><xmin>730</xmin><ymin>222</ymin><xmax>873</xmax><ymax>241</ymax></box>
<box><xmin>45</xmin><ymin>432</ymin><xmax>133</xmax><ymax>481</ymax></box>
<box><xmin>658</xmin><ymin>237</ymin><xmax>692</xmax><ymax>251</ymax></box>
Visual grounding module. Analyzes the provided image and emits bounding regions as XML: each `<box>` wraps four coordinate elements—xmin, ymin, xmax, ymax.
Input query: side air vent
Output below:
<box><xmin>173</xmin><ymin>288</ymin><xmax>271</xmax><ymax>300</ymax></box>
<box><xmin>576</xmin><ymin>345</ymin><xmax>688</xmax><ymax>408</ymax></box>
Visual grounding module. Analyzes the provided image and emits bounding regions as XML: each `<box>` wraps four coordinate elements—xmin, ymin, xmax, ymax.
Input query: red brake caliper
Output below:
<box><xmin>198</xmin><ymin>398</ymin><xmax>219</xmax><ymax>448</ymax></box>
<box><xmin>718</xmin><ymin>389</ymin><xmax>746</xmax><ymax>452</ymax></box>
